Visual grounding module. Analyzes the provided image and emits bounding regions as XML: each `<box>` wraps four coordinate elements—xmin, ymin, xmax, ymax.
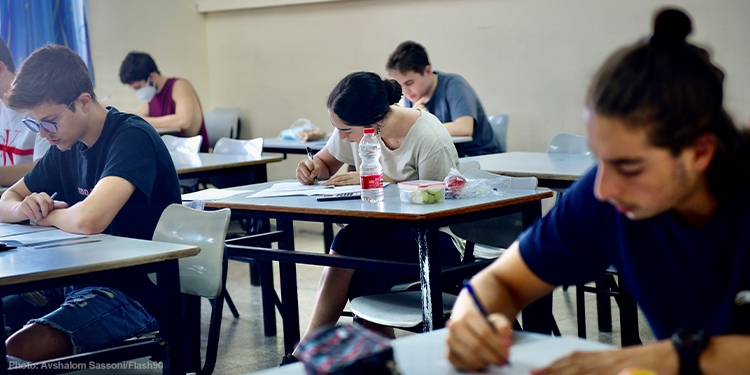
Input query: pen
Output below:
<box><xmin>306</xmin><ymin>147</ymin><xmax>318</xmax><ymax>184</ymax></box>
<box><xmin>36</xmin><ymin>191</ymin><xmax>58</xmax><ymax>216</ymax></box>
<box><xmin>463</xmin><ymin>280</ymin><xmax>512</xmax><ymax>367</ymax></box>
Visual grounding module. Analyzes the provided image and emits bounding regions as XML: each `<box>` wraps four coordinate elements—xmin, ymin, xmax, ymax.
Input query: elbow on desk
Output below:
<box><xmin>68</xmin><ymin>216</ymin><xmax>107</xmax><ymax>235</ymax></box>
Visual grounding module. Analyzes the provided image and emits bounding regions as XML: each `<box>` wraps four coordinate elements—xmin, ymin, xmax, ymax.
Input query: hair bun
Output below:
<box><xmin>382</xmin><ymin>78</ymin><xmax>403</xmax><ymax>105</ymax></box>
<box><xmin>652</xmin><ymin>8</ymin><xmax>692</xmax><ymax>45</ymax></box>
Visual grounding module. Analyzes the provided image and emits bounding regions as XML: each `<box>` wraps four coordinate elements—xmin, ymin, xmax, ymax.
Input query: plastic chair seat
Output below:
<box><xmin>350</xmin><ymin>291</ymin><xmax>458</xmax><ymax>329</ymax></box>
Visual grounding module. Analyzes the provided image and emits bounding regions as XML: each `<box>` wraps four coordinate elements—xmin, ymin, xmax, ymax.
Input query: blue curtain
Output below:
<box><xmin>0</xmin><ymin>0</ymin><xmax>93</xmax><ymax>83</ymax></box>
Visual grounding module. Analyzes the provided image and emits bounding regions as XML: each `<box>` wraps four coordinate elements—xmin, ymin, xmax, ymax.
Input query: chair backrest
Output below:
<box><xmin>150</xmin><ymin>204</ymin><xmax>231</xmax><ymax>298</ymax></box>
<box><xmin>450</xmin><ymin>173</ymin><xmax>538</xmax><ymax>250</ymax></box>
<box><xmin>547</xmin><ymin>133</ymin><xmax>591</xmax><ymax>155</ymax></box>
<box><xmin>457</xmin><ymin>159</ymin><xmax>480</xmax><ymax>174</ymax></box>
<box><xmin>204</xmin><ymin>107</ymin><xmax>241</xmax><ymax>149</ymax></box>
<box><xmin>213</xmin><ymin>137</ymin><xmax>263</xmax><ymax>157</ymax></box>
<box><xmin>161</xmin><ymin>134</ymin><xmax>203</xmax><ymax>154</ymax></box>
<box><xmin>462</xmin><ymin>168</ymin><xmax>537</xmax><ymax>190</ymax></box>
<box><xmin>487</xmin><ymin>114</ymin><xmax>509</xmax><ymax>153</ymax></box>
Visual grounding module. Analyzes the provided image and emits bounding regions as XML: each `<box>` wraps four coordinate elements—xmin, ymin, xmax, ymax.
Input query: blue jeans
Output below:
<box><xmin>3</xmin><ymin>285</ymin><xmax>159</xmax><ymax>354</ymax></box>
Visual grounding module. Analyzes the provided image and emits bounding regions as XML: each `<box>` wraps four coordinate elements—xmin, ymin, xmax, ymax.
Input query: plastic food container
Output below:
<box><xmin>398</xmin><ymin>180</ymin><xmax>446</xmax><ymax>204</ymax></box>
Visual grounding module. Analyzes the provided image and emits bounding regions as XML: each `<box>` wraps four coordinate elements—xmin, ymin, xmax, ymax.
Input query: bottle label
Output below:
<box><xmin>360</xmin><ymin>174</ymin><xmax>383</xmax><ymax>190</ymax></box>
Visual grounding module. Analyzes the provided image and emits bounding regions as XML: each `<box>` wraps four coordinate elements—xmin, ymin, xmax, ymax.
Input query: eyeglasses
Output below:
<box><xmin>22</xmin><ymin>100</ymin><xmax>75</xmax><ymax>135</ymax></box>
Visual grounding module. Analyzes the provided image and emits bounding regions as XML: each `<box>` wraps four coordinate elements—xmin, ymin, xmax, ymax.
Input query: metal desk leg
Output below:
<box><xmin>156</xmin><ymin>259</ymin><xmax>186</xmax><ymax>375</ymax></box>
<box><xmin>258</xmin><ymin>259</ymin><xmax>277</xmax><ymax>337</ymax></box>
<box><xmin>277</xmin><ymin>219</ymin><xmax>300</xmax><ymax>353</ymax></box>
<box><xmin>323</xmin><ymin>223</ymin><xmax>334</xmax><ymax>254</ymax></box>
<box><xmin>519</xmin><ymin>200</ymin><xmax>555</xmax><ymax>334</ymax></box>
<box><xmin>418</xmin><ymin>225</ymin><xmax>443</xmax><ymax>331</ymax></box>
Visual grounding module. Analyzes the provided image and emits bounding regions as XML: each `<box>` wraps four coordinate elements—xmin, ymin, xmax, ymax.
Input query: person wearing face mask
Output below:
<box><xmin>119</xmin><ymin>51</ymin><xmax>209</xmax><ymax>152</ymax></box>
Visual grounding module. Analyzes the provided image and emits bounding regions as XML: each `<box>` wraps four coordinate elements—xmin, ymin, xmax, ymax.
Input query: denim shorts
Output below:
<box><xmin>3</xmin><ymin>285</ymin><xmax>159</xmax><ymax>354</ymax></box>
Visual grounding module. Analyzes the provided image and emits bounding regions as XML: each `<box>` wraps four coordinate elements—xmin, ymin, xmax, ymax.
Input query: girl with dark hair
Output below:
<box><xmin>284</xmin><ymin>72</ymin><xmax>462</xmax><ymax>364</ymax></box>
<box><xmin>445</xmin><ymin>8</ymin><xmax>750</xmax><ymax>374</ymax></box>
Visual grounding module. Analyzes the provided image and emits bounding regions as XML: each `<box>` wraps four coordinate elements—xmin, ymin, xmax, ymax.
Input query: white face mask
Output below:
<box><xmin>135</xmin><ymin>78</ymin><xmax>156</xmax><ymax>102</ymax></box>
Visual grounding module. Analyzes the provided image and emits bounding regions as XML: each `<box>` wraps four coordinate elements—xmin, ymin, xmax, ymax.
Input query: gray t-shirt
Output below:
<box><xmin>405</xmin><ymin>71</ymin><xmax>500</xmax><ymax>156</ymax></box>
<box><xmin>326</xmin><ymin>110</ymin><xmax>465</xmax><ymax>257</ymax></box>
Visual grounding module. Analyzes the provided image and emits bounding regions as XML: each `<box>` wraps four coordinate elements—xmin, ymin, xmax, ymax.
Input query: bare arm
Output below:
<box><xmin>141</xmin><ymin>80</ymin><xmax>201</xmax><ymax>131</ymax></box>
<box><xmin>296</xmin><ymin>146</ymin><xmax>344</xmax><ymax>185</ymax></box>
<box><xmin>35</xmin><ymin>176</ymin><xmax>135</xmax><ymax>234</ymax></box>
<box><xmin>442</xmin><ymin>115</ymin><xmax>474</xmax><ymax>137</ymax></box>
<box><xmin>135</xmin><ymin>102</ymin><xmax>150</xmax><ymax>117</ymax></box>
<box><xmin>0</xmin><ymin>180</ymin><xmax>66</xmax><ymax>223</ymax></box>
<box><xmin>0</xmin><ymin>160</ymin><xmax>39</xmax><ymax>186</ymax></box>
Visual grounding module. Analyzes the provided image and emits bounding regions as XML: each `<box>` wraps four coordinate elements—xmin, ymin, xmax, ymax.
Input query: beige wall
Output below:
<box><xmin>89</xmin><ymin>0</ymin><xmax>750</xmax><ymax>181</ymax></box>
<box><xmin>88</xmin><ymin>0</ymin><xmax>211</xmax><ymax>114</ymax></box>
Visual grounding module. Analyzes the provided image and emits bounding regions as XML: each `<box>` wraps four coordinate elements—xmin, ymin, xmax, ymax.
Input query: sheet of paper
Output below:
<box><xmin>0</xmin><ymin>224</ymin><xmax>57</xmax><ymax>238</ymax></box>
<box><xmin>247</xmin><ymin>184</ymin><xmax>361</xmax><ymax>199</ymax></box>
<box><xmin>1</xmin><ymin>229</ymin><xmax>88</xmax><ymax>246</ymax></box>
<box><xmin>182</xmin><ymin>188</ymin><xmax>253</xmax><ymax>201</ymax></box>
<box><xmin>493</xmin><ymin>336</ymin><xmax>613</xmax><ymax>374</ymax></box>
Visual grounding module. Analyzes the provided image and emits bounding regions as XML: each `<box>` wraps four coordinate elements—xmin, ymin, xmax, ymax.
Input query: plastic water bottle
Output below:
<box><xmin>359</xmin><ymin>127</ymin><xmax>384</xmax><ymax>202</ymax></box>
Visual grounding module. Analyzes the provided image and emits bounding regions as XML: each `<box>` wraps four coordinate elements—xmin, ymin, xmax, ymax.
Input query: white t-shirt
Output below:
<box><xmin>326</xmin><ymin>110</ymin><xmax>465</xmax><ymax>257</ymax></box>
<box><xmin>0</xmin><ymin>101</ymin><xmax>50</xmax><ymax>166</ymax></box>
<box><xmin>326</xmin><ymin>110</ymin><xmax>458</xmax><ymax>181</ymax></box>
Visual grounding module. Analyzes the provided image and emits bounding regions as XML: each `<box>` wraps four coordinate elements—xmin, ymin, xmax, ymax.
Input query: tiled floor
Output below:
<box><xmin>71</xmin><ymin>221</ymin><xmax>656</xmax><ymax>375</ymax></box>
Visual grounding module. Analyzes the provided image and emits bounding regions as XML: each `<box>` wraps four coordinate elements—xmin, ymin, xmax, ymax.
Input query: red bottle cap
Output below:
<box><xmin>363</xmin><ymin>128</ymin><xmax>375</xmax><ymax>134</ymax></box>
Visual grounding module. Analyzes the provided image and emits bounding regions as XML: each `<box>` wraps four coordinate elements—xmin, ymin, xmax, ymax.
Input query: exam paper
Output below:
<box><xmin>1</xmin><ymin>229</ymin><xmax>88</xmax><ymax>246</ymax></box>
<box><xmin>247</xmin><ymin>183</ymin><xmax>361</xmax><ymax>198</ymax></box>
<box><xmin>182</xmin><ymin>188</ymin><xmax>253</xmax><ymax>201</ymax></box>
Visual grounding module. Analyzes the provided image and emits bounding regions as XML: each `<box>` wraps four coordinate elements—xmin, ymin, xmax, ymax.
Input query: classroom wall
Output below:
<box><xmin>88</xmin><ymin>0</ymin><xmax>750</xmax><ymax>182</ymax></box>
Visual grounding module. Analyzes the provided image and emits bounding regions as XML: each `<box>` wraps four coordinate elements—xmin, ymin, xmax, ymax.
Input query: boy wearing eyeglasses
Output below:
<box><xmin>0</xmin><ymin>45</ymin><xmax>181</xmax><ymax>362</ymax></box>
<box><xmin>0</xmin><ymin>39</ymin><xmax>50</xmax><ymax>186</ymax></box>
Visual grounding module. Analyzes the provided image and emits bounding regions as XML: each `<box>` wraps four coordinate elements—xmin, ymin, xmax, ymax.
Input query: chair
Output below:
<box><xmin>150</xmin><ymin>203</ymin><xmax>231</xmax><ymax>375</ymax></box>
<box><xmin>487</xmin><ymin>114</ymin><xmax>509</xmax><ymax>153</ymax></box>
<box><xmin>350</xmin><ymin>174</ymin><xmax>558</xmax><ymax>334</ymax></box>
<box><xmin>162</xmin><ymin>134</ymin><xmax>203</xmax><ymax>192</ymax></box>
<box><xmin>161</xmin><ymin>134</ymin><xmax>203</xmax><ymax>154</ymax></box>
<box><xmin>208</xmin><ymin>137</ymin><xmax>263</xmax><ymax>189</ymax></box>
<box><xmin>204</xmin><ymin>107</ymin><xmax>241</xmax><ymax>149</ymax></box>
<box><xmin>546</xmin><ymin>133</ymin><xmax>591</xmax><ymax>156</ymax></box>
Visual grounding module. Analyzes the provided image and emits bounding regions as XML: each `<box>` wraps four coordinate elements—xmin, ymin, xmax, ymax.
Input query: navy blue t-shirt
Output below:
<box><xmin>24</xmin><ymin>107</ymin><xmax>181</xmax><ymax>240</ymax></box>
<box><xmin>519</xmin><ymin>167</ymin><xmax>750</xmax><ymax>339</ymax></box>
<box><xmin>405</xmin><ymin>71</ymin><xmax>500</xmax><ymax>156</ymax></box>
<box><xmin>24</xmin><ymin>107</ymin><xmax>181</xmax><ymax>315</ymax></box>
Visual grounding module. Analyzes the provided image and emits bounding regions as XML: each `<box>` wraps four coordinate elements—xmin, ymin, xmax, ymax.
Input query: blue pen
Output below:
<box><xmin>306</xmin><ymin>147</ymin><xmax>318</xmax><ymax>184</ymax></box>
<box><xmin>463</xmin><ymin>280</ymin><xmax>512</xmax><ymax>367</ymax></box>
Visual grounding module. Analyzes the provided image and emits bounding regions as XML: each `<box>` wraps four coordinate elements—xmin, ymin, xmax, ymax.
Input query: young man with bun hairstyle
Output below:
<box><xmin>446</xmin><ymin>8</ymin><xmax>750</xmax><ymax>374</ymax></box>
<box><xmin>0</xmin><ymin>38</ymin><xmax>50</xmax><ymax>185</ymax></box>
<box><xmin>119</xmin><ymin>51</ymin><xmax>209</xmax><ymax>152</ymax></box>
<box><xmin>0</xmin><ymin>45</ymin><xmax>181</xmax><ymax>361</ymax></box>
<box><xmin>387</xmin><ymin>41</ymin><xmax>500</xmax><ymax>156</ymax></box>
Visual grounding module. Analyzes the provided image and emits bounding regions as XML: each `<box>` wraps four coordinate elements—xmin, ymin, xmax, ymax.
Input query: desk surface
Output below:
<box><xmin>0</xmin><ymin>232</ymin><xmax>199</xmax><ymax>286</ymax></box>
<box><xmin>251</xmin><ymin>329</ymin><xmax>612</xmax><ymax>375</ymax></box>
<box><xmin>205</xmin><ymin>182</ymin><xmax>552</xmax><ymax>221</ymax></box>
<box><xmin>462</xmin><ymin>152</ymin><xmax>596</xmax><ymax>182</ymax></box>
<box><xmin>171</xmin><ymin>152</ymin><xmax>283</xmax><ymax>175</ymax></box>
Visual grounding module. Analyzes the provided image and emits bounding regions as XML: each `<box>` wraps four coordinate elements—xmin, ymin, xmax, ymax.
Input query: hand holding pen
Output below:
<box><xmin>306</xmin><ymin>147</ymin><xmax>318</xmax><ymax>184</ymax></box>
<box><xmin>464</xmin><ymin>280</ymin><xmax>510</xmax><ymax>366</ymax></box>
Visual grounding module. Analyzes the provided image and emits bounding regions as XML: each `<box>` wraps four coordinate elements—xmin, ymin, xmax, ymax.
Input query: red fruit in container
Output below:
<box><xmin>445</xmin><ymin>175</ymin><xmax>467</xmax><ymax>191</ymax></box>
